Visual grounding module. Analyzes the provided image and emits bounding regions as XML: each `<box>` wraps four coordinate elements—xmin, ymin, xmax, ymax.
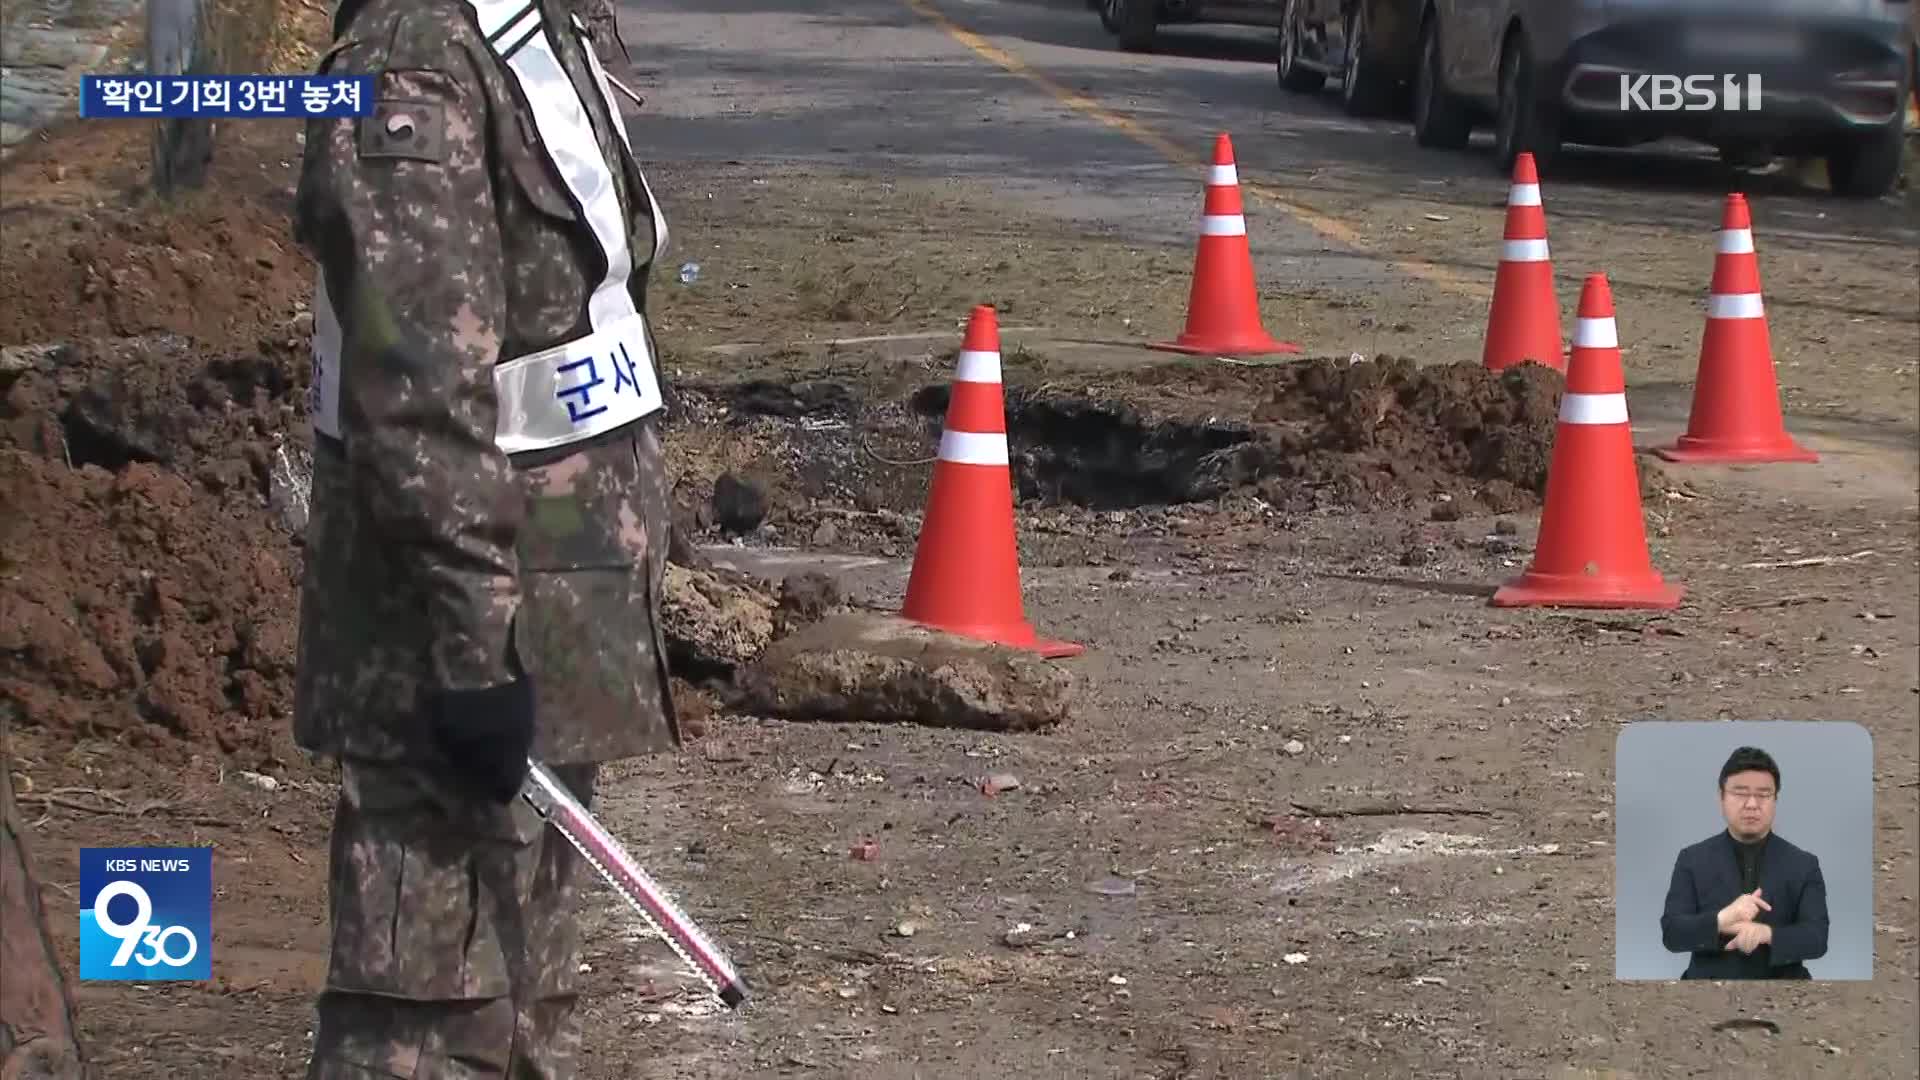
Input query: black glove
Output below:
<box><xmin>426</xmin><ymin>675</ymin><xmax>537</xmax><ymax>805</ymax></box>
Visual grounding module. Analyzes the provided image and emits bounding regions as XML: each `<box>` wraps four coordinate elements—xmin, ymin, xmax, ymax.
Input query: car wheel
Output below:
<box><xmin>1493</xmin><ymin>34</ymin><xmax>1559</xmax><ymax>173</ymax></box>
<box><xmin>1278</xmin><ymin>0</ymin><xmax>1327</xmax><ymax>92</ymax></box>
<box><xmin>1825</xmin><ymin>120</ymin><xmax>1904</xmax><ymax>199</ymax></box>
<box><xmin>1099</xmin><ymin>0</ymin><xmax>1119</xmax><ymax>33</ymax></box>
<box><xmin>1340</xmin><ymin>6</ymin><xmax>1394</xmax><ymax>117</ymax></box>
<box><xmin>1412</xmin><ymin>14</ymin><xmax>1471</xmax><ymax>149</ymax></box>
<box><xmin>1115</xmin><ymin>0</ymin><xmax>1157</xmax><ymax>52</ymax></box>
<box><xmin>1717</xmin><ymin>144</ymin><xmax>1774</xmax><ymax>171</ymax></box>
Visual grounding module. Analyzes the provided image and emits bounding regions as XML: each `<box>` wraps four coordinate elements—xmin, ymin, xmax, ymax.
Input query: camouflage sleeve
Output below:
<box><xmin>571</xmin><ymin>0</ymin><xmax>623</xmax><ymax>64</ymax></box>
<box><xmin>298</xmin><ymin>13</ymin><xmax>523</xmax><ymax>693</ymax></box>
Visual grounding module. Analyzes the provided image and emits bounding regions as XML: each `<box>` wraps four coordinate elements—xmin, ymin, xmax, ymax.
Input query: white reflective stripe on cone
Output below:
<box><xmin>1501</xmin><ymin>238</ymin><xmax>1550</xmax><ymax>262</ymax></box>
<box><xmin>1717</xmin><ymin>228</ymin><xmax>1755</xmax><ymax>254</ymax></box>
<box><xmin>1707</xmin><ymin>293</ymin><xmax>1764</xmax><ymax>319</ymax></box>
<box><xmin>953</xmin><ymin>349</ymin><xmax>1002</xmax><ymax>384</ymax></box>
<box><xmin>1559</xmin><ymin>392</ymin><xmax>1629</xmax><ymax>425</ymax></box>
<box><xmin>1201</xmin><ymin>214</ymin><xmax>1247</xmax><ymax>237</ymax></box>
<box><xmin>1572</xmin><ymin>316</ymin><xmax>1618</xmax><ymax>349</ymax></box>
<box><xmin>939</xmin><ymin>429</ymin><xmax>1010</xmax><ymax>466</ymax></box>
<box><xmin>1508</xmin><ymin>183</ymin><xmax>1542</xmax><ymax>207</ymax></box>
<box><xmin>1207</xmin><ymin>163</ymin><xmax>1238</xmax><ymax>187</ymax></box>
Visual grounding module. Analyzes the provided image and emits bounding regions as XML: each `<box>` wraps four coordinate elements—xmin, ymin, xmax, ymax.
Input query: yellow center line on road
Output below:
<box><xmin>903</xmin><ymin>0</ymin><xmax>1489</xmax><ymax>299</ymax></box>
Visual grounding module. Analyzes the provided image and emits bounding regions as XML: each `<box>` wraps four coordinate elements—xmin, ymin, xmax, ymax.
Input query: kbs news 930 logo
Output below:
<box><xmin>78</xmin><ymin>847</ymin><xmax>213</xmax><ymax>981</ymax></box>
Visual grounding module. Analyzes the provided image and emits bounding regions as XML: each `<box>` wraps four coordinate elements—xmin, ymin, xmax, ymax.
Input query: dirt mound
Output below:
<box><xmin>0</xmin><ymin>112</ymin><xmax>314</xmax><ymax>355</ymax></box>
<box><xmin>1250</xmin><ymin>355</ymin><xmax>1567</xmax><ymax>512</ymax></box>
<box><xmin>0</xmin><ymin>195</ymin><xmax>308</xmax><ymax>351</ymax></box>
<box><xmin>0</xmin><ymin>454</ymin><xmax>301</xmax><ymax>768</ymax></box>
<box><xmin>3</xmin><ymin>330</ymin><xmax>312</xmax><ymax>476</ymax></box>
<box><xmin>0</xmin><ymin>332</ymin><xmax>310</xmax><ymax>768</ymax></box>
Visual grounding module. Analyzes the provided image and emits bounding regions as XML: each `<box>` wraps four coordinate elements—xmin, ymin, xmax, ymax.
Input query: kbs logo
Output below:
<box><xmin>79</xmin><ymin>847</ymin><xmax>212</xmax><ymax>981</ymax></box>
<box><xmin>1619</xmin><ymin>74</ymin><xmax>1763</xmax><ymax>112</ymax></box>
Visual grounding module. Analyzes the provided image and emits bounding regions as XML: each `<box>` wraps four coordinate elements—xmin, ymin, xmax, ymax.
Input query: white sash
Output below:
<box><xmin>309</xmin><ymin>0</ymin><xmax>668</xmax><ymax>454</ymax></box>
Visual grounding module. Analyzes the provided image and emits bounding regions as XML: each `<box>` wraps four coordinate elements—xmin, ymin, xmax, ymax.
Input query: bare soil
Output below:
<box><xmin>1</xmin><ymin>83</ymin><xmax>1916</xmax><ymax>1080</ymax></box>
<box><xmin>0</xmin><ymin>453</ymin><xmax>302</xmax><ymax>766</ymax></box>
<box><xmin>1</xmin><ymin>116</ymin><xmax>316</xmax><ymax>785</ymax></box>
<box><xmin>0</xmin><ymin>121</ymin><xmax>309</xmax><ymax>348</ymax></box>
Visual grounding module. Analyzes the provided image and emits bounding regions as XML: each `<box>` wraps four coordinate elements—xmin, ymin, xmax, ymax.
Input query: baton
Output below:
<box><xmin>604</xmin><ymin>72</ymin><xmax>646</xmax><ymax>109</ymax></box>
<box><xmin>521</xmin><ymin>760</ymin><xmax>748</xmax><ymax>1008</ymax></box>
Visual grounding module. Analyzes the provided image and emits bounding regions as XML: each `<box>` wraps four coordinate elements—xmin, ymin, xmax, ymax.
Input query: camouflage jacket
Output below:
<box><xmin>291</xmin><ymin>0</ymin><xmax>678</xmax><ymax>766</ymax></box>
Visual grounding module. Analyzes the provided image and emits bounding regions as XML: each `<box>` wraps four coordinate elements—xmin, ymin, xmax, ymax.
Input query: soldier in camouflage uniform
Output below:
<box><xmin>291</xmin><ymin>0</ymin><xmax>677</xmax><ymax>1075</ymax></box>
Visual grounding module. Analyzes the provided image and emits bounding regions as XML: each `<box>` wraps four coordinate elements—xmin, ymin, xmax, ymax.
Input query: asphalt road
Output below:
<box><xmin>619</xmin><ymin>0</ymin><xmax>1398</xmax><ymax>293</ymax></box>
<box><xmin>618</xmin><ymin>0</ymin><xmax>1917</xmax><ymax>300</ymax></box>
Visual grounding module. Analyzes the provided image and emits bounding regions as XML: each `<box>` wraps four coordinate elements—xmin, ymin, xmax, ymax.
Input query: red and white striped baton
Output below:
<box><xmin>522</xmin><ymin>761</ymin><xmax>748</xmax><ymax>1008</ymax></box>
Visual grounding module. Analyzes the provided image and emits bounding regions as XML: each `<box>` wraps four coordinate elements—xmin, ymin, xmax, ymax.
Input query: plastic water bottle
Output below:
<box><xmin>678</xmin><ymin>261</ymin><xmax>700</xmax><ymax>285</ymax></box>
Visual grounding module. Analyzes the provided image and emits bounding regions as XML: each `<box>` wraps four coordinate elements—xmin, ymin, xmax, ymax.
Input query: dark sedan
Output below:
<box><xmin>1409</xmin><ymin>0</ymin><xmax>1913</xmax><ymax>197</ymax></box>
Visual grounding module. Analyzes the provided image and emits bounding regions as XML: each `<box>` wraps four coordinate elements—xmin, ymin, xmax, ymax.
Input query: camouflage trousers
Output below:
<box><xmin>306</xmin><ymin>758</ymin><xmax>598</xmax><ymax>1080</ymax></box>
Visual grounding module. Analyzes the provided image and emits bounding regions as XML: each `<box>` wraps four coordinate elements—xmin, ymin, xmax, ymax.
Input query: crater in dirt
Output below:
<box><xmin>906</xmin><ymin>355</ymin><xmax>1572</xmax><ymax>514</ymax></box>
<box><xmin>659</xmin><ymin>354</ymin><xmax>1651</xmax><ymax>566</ymax></box>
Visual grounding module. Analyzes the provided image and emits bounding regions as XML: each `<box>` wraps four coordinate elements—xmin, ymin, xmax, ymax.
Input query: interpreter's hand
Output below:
<box><xmin>1724</xmin><ymin>921</ymin><xmax>1773</xmax><ymax>955</ymax></box>
<box><xmin>1716</xmin><ymin>888</ymin><xmax>1771</xmax><ymax>933</ymax></box>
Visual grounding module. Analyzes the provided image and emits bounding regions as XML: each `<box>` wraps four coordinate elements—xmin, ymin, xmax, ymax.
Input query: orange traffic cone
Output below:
<box><xmin>1492</xmin><ymin>274</ymin><xmax>1684</xmax><ymax>610</ymax></box>
<box><xmin>1653</xmin><ymin>194</ymin><xmax>1817</xmax><ymax>464</ymax></box>
<box><xmin>1151</xmin><ymin>133</ymin><xmax>1300</xmax><ymax>357</ymax></box>
<box><xmin>1483</xmin><ymin>152</ymin><xmax>1565</xmax><ymax>373</ymax></box>
<box><xmin>900</xmin><ymin>306</ymin><xmax>1084</xmax><ymax>658</ymax></box>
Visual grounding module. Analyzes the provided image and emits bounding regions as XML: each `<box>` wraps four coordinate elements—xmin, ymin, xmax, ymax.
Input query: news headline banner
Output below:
<box><xmin>79</xmin><ymin>846</ymin><xmax>213</xmax><ymax>981</ymax></box>
<box><xmin>80</xmin><ymin>75</ymin><xmax>375</xmax><ymax>119</ymax></box>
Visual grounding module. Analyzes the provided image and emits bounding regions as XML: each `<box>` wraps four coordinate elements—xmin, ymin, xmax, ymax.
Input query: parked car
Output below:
<box><xmin>1407</xmin><ymin>0</ymin><xmax>1914</xmax><ymax>197</ymax></box>
<box><xmin>1275</xmin><ymin>0</ymin><xmax>1422</xmax><ymax>117</ymax></box>
<box><xmin>1096</xmin><ymin>0</ymin><xmax>1285</xmax><ymax>54</ymax></box>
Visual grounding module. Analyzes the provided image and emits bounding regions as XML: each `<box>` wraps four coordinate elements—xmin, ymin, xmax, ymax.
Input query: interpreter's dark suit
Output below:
<box><xmin>1660</xmin><ymin>831</ymin><xmax>1828</xmax><ymax>979</ymax></box>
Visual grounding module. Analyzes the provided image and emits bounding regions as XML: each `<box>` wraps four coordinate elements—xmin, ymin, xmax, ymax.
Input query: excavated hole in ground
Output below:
<box><xmin>912</xmin><ymin>385</ymin><xmax>1255</xmax><ymax>510</ymax></box>
<box><xmin>671</xmin><ymin>356</ymin><xmax>1619</xmax><ymax>537</ymax></box>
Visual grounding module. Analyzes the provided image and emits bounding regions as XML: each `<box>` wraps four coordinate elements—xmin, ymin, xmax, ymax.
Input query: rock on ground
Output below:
<box><xmin>737</xmin><ymin>612</ymin><xmax>1076</xmax><ymax>732</ymax></box>
<box><xmin>772</xmin><ymin>570</ymin><xmax>844</xmax><ymax>639</ymax></box>
<box><xmin>660</xmin><ymin>564</ymin><xmax>778</xmax><ymax>677</ymax></box>
<box><xmin>710</xmin><ymin>471</ymin><xmax>768</xmax><ymax>535</ymax></box>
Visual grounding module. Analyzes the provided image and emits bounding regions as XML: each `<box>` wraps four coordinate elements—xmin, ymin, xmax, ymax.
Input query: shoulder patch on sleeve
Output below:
<box><xmin>358</xmin><ymin>97</ymin><xmax>448</xmax><ymax>163</ymax></box>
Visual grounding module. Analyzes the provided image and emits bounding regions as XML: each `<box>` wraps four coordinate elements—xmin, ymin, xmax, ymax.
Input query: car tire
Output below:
<box><xmin>1278</xmin><ymin>0</ymin><xmax>1326</xmax><ymax>92</ymax></box>
<box><xmin>1825</xmin><ymin>121</ymin><xmax>1904</xmax><ymax>199</ymax></box>
<box><xmin>1412</xmin><ymin>14</ymin><xmax>1471</xmax><ymax>150</ymax></box>
<box><xmin>1115</xmin><ymin>0</ymin><xmax>1157</xmax><ymax>52</ymax></box>
<box><xmin>1717</xmin><ymin>144</ymin><xmax>1774</xmax><ymax>171</ymax></box>
<box><xmin>1493</xmin><ymin>34</ymin><xmax>1559</xmax><ymax>174</ymax></box>
<box><xmin>1340</xmin><ymin>6</ymin><xmax>1395</xmax><ymax>117</ymax></box>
